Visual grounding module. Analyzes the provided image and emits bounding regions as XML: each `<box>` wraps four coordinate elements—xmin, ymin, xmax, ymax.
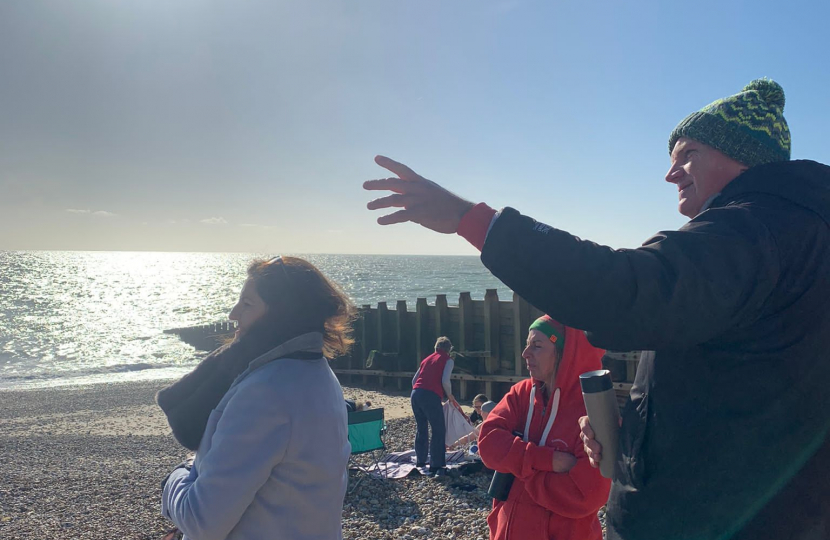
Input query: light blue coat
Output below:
<box><xmin>162</xmin><ymin>333</ymin><xmax>350</xmax><ymax>540</ymax></box>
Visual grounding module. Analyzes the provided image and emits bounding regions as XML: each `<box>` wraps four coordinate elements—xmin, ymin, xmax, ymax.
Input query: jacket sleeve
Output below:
<box><xmin>480</xmin><ymin>205</ymin><xmax>780</xmax><ymax>351</ymax></box>
<box><xmin>521</xmin><ymin>440</ymin><xmax>612</xmax><ymax>518</ymax></box>
<box><xmin>478</xmin><ymin>385</ymin><xmax>558</xmax><ymax>479</ymax></box>
<box><xmin>161</xmin><ymin>375</ymin><xmax>290</xmax><ymax>540</ymax></box>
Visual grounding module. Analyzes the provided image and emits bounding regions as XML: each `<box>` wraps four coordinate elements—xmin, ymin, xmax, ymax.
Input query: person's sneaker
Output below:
<box><xmin>416</xmin><ymin>462</ymin><xmax>427</xmax><ymax>469</ymax></box>
<box><xmin>430</xmin><ymin>468</ymin><xmax>448</xmax><ymax>479</ymax></box>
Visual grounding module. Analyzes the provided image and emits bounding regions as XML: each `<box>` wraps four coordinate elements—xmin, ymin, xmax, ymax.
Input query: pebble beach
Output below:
<box><xmin>0</xmin><ymin>380</ymin><xmax>497</xmax><ymax>540</ymax></box>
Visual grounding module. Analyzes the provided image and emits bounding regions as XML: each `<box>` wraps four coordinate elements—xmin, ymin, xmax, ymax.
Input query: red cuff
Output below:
<box><xmin>527</xmin><ymin>444</ymin><xmax>556</xmax><ymax>474</ymax></box>
<box><xmin>457</xmin><ymin>203</ymin><xmax>497</xmax><ymax>252</ymax></box>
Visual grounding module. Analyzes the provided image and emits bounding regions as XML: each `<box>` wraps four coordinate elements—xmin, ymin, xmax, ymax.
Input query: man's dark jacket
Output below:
<box><xmin>480</xmin><ymin>160</ymin><xmax>830</xmax><ymax>540</ymax></box>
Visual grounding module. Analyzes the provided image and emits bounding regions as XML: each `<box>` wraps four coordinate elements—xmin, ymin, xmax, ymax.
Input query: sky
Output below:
<box><xmin>2</xmin><ymin>0</ymin><xmax>829</xmax><ymax>255</ymax></box>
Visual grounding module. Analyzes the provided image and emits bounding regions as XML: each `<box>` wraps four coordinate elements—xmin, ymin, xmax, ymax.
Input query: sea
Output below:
<box><xmin>0</xmin><ymin>251</ymin><xmax>513</xmax><ymax>390</ymax></box>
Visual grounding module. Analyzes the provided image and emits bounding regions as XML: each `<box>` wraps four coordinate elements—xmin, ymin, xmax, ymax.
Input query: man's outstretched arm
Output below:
<box><xmin>364</xmin><ymin>156</ymin><xmax>779</xmax><ymax>351</ymax></box>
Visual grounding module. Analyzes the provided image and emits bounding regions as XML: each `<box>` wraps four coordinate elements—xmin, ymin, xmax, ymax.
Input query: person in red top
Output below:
<box><xmin>411</xmin><ymin>336</ymin><xmax>457</xmax><ymax>476</ymax></box>
<box><xmin>478</xmin><ymin>315</ymin><xmax>611</xmax><ymax>540</ymax></box>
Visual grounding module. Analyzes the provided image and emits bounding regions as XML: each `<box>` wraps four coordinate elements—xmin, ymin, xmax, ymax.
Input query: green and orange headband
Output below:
<box><xmin>528</xmin><ymin>315</ymin><xmax>565</xmax><ymax>351</ymax></box>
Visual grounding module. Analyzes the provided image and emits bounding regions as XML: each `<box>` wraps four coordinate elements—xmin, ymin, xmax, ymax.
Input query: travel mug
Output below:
<box><xmin>580</xmin><ymin>369</ymin><xmax>620</xmax><ymax>479</ymax></box>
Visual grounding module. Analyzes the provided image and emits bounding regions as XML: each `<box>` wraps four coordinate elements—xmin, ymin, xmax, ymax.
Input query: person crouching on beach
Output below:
<box><xmin>156</xmin><ymin>256</ymin><xmax>354</xmax><ymax>540</ymax></box>
<box><xmin>469</xmin><ymin>393</ymin><xmax>489</xmax><ymax>424</ymax></box>
<box><xmin>451</xmin><ymin>400</ymin><xmax>496</xmax><ymax>448</ymax></box>
<box><xmin>478</xmin><ymin>315</ymin><xmax>611</xmax><ymax>540</ymax></box>
<box><xmin>411</xmin><ymin>336</ymin><xmax>457</xmax><ymax>477</ymax></box>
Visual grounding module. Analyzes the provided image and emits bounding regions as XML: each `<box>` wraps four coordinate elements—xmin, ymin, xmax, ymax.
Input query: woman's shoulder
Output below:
<box><xmin>252</xmin><ymin>353</ymin><xmax>323</xmax><ymax>375</ymax></box>
<box><xmin>239</xmin><ymin>357</ymin><xmax>337</xmax><ymax>396</ymax></box>
<box><xmin>226</xmin><ymin>358</ymin><xmax>341</xmax><ymax>415</ymax></box>
<box><xmin>500</xmin><ymin>379</ymin><xmax>534</xmax><ymax>403</ymax></box>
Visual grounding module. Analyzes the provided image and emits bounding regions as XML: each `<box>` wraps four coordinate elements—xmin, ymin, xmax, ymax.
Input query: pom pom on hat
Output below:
<box><xmin>743</xmin><ymin>78</ymin><xmax>785</xmax><ymax>110</ymax></box>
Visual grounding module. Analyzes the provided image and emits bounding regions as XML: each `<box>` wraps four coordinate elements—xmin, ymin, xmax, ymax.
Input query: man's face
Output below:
<box><xmin>665</xmin><ymin>137</ymin><xmax>747</xmax><ymax>218</ymax></box>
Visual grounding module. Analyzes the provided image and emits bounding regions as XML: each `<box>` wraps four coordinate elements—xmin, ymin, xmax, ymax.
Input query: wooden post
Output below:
<box><xmin>435</xmin><ymin>294</ymin><xmax>449</xmax><ymax>338</ymax></box>
<box><xmin>377</xmin><ymin>302</ymin><xmax>389</xmax><ymax>388</ymax></box>
<box><xmin>395</xmin><ymin>300</ymin><xmax>408</xmax><ymax>390</ymax></box>
<box><xmin>415</xmin><ymin>298</ymin><xmax>429</xmax><ymax>365</ymax></box>
<box><xmin>513</xmin><ymin>292</ymin><xmax>531</xmax><ymax>375</ymax></box>
<box><xmin>484</xmin><ymin>289</ymin><xmax>500</xmax><ymax>376</ymax></box>
<box><xmin>376</xmin><ymin>302</ymin><xmax>389</xmax><ymax>353</ymax></box>
<box><xmin>362</xmin><ymin>304</ymin><xmax>376</xmax><ymax>385</ymax></box>
<box><xmin>457</xmin><ymin>291</ymin><xmax>475</xmax><ymax>401</ymax></box>
<box><xmin>360</xmin><ymin>305</ymin><xmax>375</xmax><ymax>369</ymax></box>
<box><xmin>353</xmin><ymin>308</ymin><xmax>366</xmax><ymax>371</ymax></box>
<box><xmin>457</xmin><ymin>292</ymin><xmax>474</xmax><ymax>352</ymax></box>
<box><xmin>485</xmin><ymin>381</ymin><xmax>494</xmax><ymax>400</ymax></box>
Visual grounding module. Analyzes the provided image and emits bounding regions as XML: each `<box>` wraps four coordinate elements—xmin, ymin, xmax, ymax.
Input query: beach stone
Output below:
<box><xmin>0</xmin><ymin>381</ymin><xmax>607</xmax><ymax>540</ymax></box>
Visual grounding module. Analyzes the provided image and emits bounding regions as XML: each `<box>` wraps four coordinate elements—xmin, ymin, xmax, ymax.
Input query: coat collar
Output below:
<box><xmin>232</xmin><ymin>332</ymin><xmax>324</xmax><ymax>386</ymax></box>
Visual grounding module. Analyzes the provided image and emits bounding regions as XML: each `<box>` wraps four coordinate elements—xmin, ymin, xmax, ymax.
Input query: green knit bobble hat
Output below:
<box><xmin>668</xmin><ymin>78</ymin><xmax>791</xmax><ymax>168</ymax></box>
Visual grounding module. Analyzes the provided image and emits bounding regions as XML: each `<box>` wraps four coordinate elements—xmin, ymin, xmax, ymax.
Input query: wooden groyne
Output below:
<box><xmin>164</xmin><ymin>321</ymin><xmax>237</xmax><ymax>351</ymax></box>
<box><xmin>166</xmin><ymin>290</ymin><xmax>639</xmax><ymax>405</ymax></box>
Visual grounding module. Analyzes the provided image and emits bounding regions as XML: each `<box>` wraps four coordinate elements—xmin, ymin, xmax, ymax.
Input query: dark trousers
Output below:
<box><xmin>411</xmin><ymin>388</ymin><xmax>446</xmax><ymax>469</ymax></box>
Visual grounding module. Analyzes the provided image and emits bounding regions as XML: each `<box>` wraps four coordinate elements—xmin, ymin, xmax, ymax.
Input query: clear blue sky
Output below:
<box><xmin>2</xmin><ymin>0</ymin><xmax>828</xmax><ymax>254</ymax></box>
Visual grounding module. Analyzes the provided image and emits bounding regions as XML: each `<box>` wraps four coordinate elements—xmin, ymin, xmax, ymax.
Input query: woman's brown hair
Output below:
<box><xmin>244</xmin><ymin>256</ymin><xmax>356</xmax><ymax>358</ymax></box>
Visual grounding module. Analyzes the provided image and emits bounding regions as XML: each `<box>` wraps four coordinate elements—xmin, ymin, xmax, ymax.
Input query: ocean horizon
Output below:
<box><xmin>0</xmin><ymin>251</ymin><xmax>513</xmax><ymax>390</ymax></box>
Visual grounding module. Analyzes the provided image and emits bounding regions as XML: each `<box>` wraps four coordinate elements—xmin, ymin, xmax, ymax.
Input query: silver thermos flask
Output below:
<box><xmin>579</xmin><ymin>369</ymin><xmax>620</xmax><ymax>479</ymax></box>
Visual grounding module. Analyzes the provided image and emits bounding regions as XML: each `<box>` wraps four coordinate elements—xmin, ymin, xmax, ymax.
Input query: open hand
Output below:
<box><xmin>364</xmin><ymin>156</ymin><xmax>474</xmax><ymax>234</ymax></box>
